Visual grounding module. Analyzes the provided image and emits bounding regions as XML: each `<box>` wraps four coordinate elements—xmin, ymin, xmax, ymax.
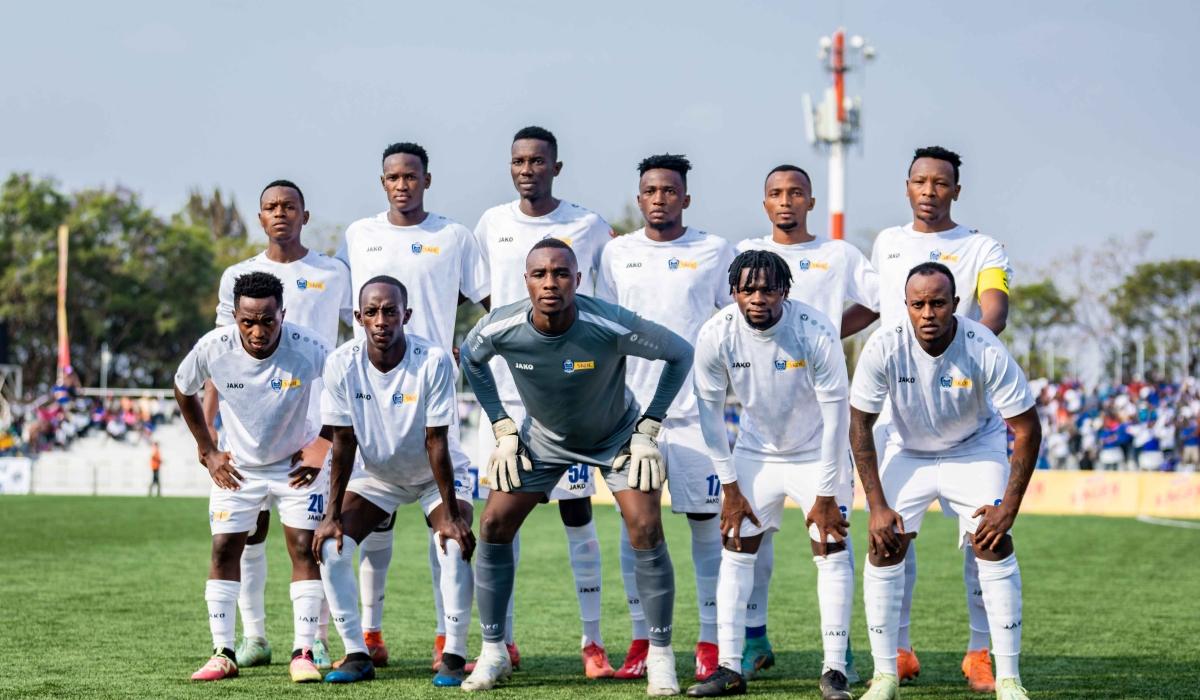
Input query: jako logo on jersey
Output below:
<box><xmin>887</xmin><ymin>253</ymin><xmax>901</xmax><ymax>259</ymax></box>
<box><xmin>798</xmin><ymin>259</ymin><xmax>829</xmax><ymax>271</ymax></box>
<box><xmin>774</xmin><ymin>359</ymin><xmax>806</xmax><ymax>371</ymax></box>
<box><xmin>296</xmin><ymin>279</ymin><xmax>325</xmax><ymax>291</ymax></box>
<box><xmin>393</xmin><ymin>394</ymin><xmax>417</xmax><ymax>404</ymax></box>
<box><xmin>929</xmin><ymin>250</ymin><xmax>960</xmax><ymax>262</ymax></box>
<box><xmin>732</xmin><ymin>362</ymin><xmax>751</xmax><ymax>368</ymax></box>
<box><xmin>898</xmin><ymin>376</ymin><xmax>916</xmax><ymax>383</ymax></box>
<box><xmin>668</xmin><ymin>258</ymin><xmax>698</xmax><ymax>270</ymax></box>
<box><xmin>411</xmin><ymin>244</ymin><xmax>440</xmax><ymax>255</ymax></box>
<box><xmin>497</xmin><ymin>236</ymin><xmax>513</xmax><ymax>242</ymax></box>
<box><xmin>562</xmin><ymin>360</ymin><xmax>595</xmax><ymax>373</ymax></box>
<box><xmin>366</xmin><ymin>246</ymin><xmax>383</xmax><ymax>252</ymax></box>
<box><xmin>225</xmin><ymin>383</ymin><xmax>243</xmax><ymax>389</ymax></box>
<box><xmin>515</xmin><ymin>362</ymin><xmax>534</xmax><ymax>370</ymax></box>
<box><xmin>271</xmin><ymin>378</ymin><xmax>302</xmax><ymax>391</ymax></box>
<box><xmin>356</xmin><ymin>392</ymin><xmax>372</xmax><ymax>400</ymax></box>
<box><xmin>626</xmin><ymin>262</ymin><xmax>642</xmax><ymax>268</ymax></box>
<box><xmin>939</xmin><ymin>375</ymin><xmax>972</xmax><ymax>388</ymax></box>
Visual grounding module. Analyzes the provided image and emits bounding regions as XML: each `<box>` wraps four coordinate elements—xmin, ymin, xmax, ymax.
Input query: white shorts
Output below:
<box><xmin>661</xmin><ymin>418</ymin><xmax>720</xmax><ymax>514</ymax></box>
<box><xmin>732</xmin><ymin>454</ymin><xmax>854</xmax><ymax>539</ymax></box>
<box><xmin>209</xmin><ymin>465</ymin><xmax>330</xmax><ymax>535</ymax></box>
<box><xmin>475</xmin><ymin>399</ymin><xmax>596</xmax><ymax>501</ymax></box>
<box><xmin>880</xmin><ymin>450</ymin><xmax>1009</xmax><ymax>550</ymax></box>
<box><xmin>348</xmin><ymin>463</ymin><xmax>473</xmax><ymax>516</ymax></box>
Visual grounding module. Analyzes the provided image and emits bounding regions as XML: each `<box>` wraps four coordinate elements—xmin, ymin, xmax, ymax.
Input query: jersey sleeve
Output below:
<box><xmin>849</xmin><ymin>330</ymin><xmax>890</xmax><ymax>414</ymax></box>
<box><xmin>334</xmin><ymin>258</ymin><xmax>354</xmax><ymax>326</ymax></box>
<box><xmin>807</xmin><ymin>322</ymin><xmax>849</xmax><ymax>402</ymax></box>
<box><xmin>713</xmin><ymin>240</ymin><xmax>737</xmax><ymax>309</ymax></box>
<box><xmin>982</xmin><ymin>337</ymin><xmax>1036</xmax><ymax>419</ymax></box>
<box><xmin>691</xmin><ymin>322</ymin><xmax>728</xmax><ymax>403</ymax></box>
<box><xmin>460</xmin><ymin>312</ymin><xmax>505</xmax><ymax>423</ymax></box>
<box><xmin>423</xmin><ymin>349</ymin><xmax>456</xmax><ymax>428</ymax></box>
<box><xmin>174</xmin><ymin>344</ymin><xmax>211</xmax><ymax>396</ymax></box>
<box><xmin>593</xmin><ymin>243</ymin><xmax>619</xmax><ymax>304</ymax></box>
<box><xmin>458</xmin><ymin>225</ymin><xmax>490</xmax><ymax>303</ymax></box>
<box><xmin>977</xmin><ymin>238</ymin><xmax>1013</xmax><ymax>296</ymax></box>
<box><xmin>215</xmin><ymin>267</ymin><xmax>236</xmax><ymax>326</ymax></box>
<box><xmin>334</xmin><ymin>228</ymin><xmax>351</xmax><ymax>270</ymax></box>
<box><xmin>472</xmin><ymin>212</ymin><xmax>492</xmax><ymax>270</ymax></box>
<box><xmin>319</xmin><ymin>355</ymin><xmax>353</xmax><ymax>427</ymax></box>
<box><xmin>845</xmin><ymin>245</ymin><xmax>881</xmax><ymax>312</ymax></box>
<box><xmin>612</xmin><ymin>305</ymin><xmax>674</xmax><ymax>361</ymax></box>
<box><xmin>587</xmin><ymin>215</ymin><xmax>615</xmax><ymax>278</ymax></box>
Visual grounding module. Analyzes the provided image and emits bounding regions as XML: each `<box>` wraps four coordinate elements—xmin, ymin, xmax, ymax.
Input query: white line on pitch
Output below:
<box><xmin>1136</xmin><ymin>514</ymin><xmax>1200</xmax><ymax>530</ymax></box>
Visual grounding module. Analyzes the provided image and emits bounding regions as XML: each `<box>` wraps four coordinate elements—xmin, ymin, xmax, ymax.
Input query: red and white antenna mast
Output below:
<box><xmin>803</xmin><ymin>28</ymin><xmax>875</xmax><ymax>240</ymax></box>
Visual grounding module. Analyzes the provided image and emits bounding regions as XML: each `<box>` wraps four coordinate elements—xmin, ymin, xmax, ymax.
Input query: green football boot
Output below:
<box><xmin>235</xmin><ymin>636</ymin><xmax>272</xmax><ymax>668</ymax></box>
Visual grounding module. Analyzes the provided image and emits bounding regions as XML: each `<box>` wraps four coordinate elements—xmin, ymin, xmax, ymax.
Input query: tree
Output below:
<box><xmin>1110</xmin><ymin>259</ymin><xmax>1200</xmax><ymax>377</ymax></box>
<box><xmin>609</xmin><ymin>199</ymin><xmax>641</xmax><ymax>235</ymax></box>
<box><xmin>1008</xmin><ymin>280</ymin><xmax>1075</xmax><ymax>379</ymax></box>
<box><xmin>185</xmin><ymin>186</ymin><xmax>247</xmax><ymax>240</ymax></box>
<box><xmin>0</xmin><ymin>174</ymin><xmax>218</xmax><ymax>393</ymax></box>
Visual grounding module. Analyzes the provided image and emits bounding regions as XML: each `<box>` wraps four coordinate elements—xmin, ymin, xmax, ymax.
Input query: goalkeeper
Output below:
<box><xmin>459</xmin><ymin>237</ymin><xmax>694</xmax><ymax>695</ymax></box>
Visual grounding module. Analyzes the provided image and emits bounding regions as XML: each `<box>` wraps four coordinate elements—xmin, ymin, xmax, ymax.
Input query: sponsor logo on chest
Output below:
<box><xmin>668</xmin><ymin>257</ymin><xmax>698</xmax><ymax>270</ymax></box>
<box><xmin>798</xmin><ymin>259</ymin><xmax>829</xmax><ymax>271</ymax></box>
<box><xmin>940</xmin><ymin>375</ymin><xmax>972</xmax><ymax>389</ymax></box>
<box><xmin>774</xmin><ymin>359</ymin><xmax>806</xmax><ymax>371</ymax></box>
<box><xmin>929</xmin><ymin>250</ymin><xmax>960</xmax><ymax>263</ymax></box>
<box><xmin>411</xmin><ymin>243</ymin><xmax>440</xmax><ymax>255</ymax></box>
<box><xmin>393</xmin><ymin>393</ymin><xmax>418</xmax><ymax>404</ymax></box>
<box><xmin>542</xmin><ymin>234</ymin><xmax>572</xmax><ymax>247</ymax></box>
<box><xmin>296</xmin><ymin>279</ymin><xmax>325</xmax><ymax>291</ymax></box>
<box><xmin>562</xmin><ymin>359</ymin><xmax>595</xmax><ymax>373</ymax></box>
<box><xmin>271</xmin><ymin>378</ymin><xmax>302</xmax><ymax>391</ymax></box>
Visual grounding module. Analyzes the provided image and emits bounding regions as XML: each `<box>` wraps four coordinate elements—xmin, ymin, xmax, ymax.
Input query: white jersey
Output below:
<box><xmin>595</xmin><ymin>227</ymin><xmax>735</xmax><ymax>419</ymax></box>
<box><xmin>216</xmin><ymin>250</ymin><xmax>352</xmax><ymax>346</ymax></box>
<box><xmin>736</xmin><ymin>235</ymin><xmax>879</xmax><ymax>336</ymax></box>
<box><xmin>473</xmin><ymin>199</ymin><xmax>614</xmax><ymax>401</ymax></box>
<box><xmin>850</xmin><ymin>315</ymin><xmax>1036</xmax><ymax>457</ymax></box>
<box><xmin>694</xmin><ymin>300</ymin><xmax>848</xmax><ymax>462</ymax></box>
<box><xmin>871</xmin><ymin>224</ymin><xmax>1011</xmax><ymax>328</ymax></box>
<box><xmin>320</xmin><ymin>334</ymin><xmax>456</xmax><ymax>486</ymax></box>
<box><xmin>175</xmin><ymin>322</ymin><xmax>330</xmax><ymax>468</ymax></box>
<box><xmin>336</xmin><ymin>212</ymin><xmax>489</xmax><ymax>355</ymax></box>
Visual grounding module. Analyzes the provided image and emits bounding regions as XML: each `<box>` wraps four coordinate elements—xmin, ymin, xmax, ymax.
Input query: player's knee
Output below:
<box><xmin>625</xmin><ymin>514</ymin><xmax>665</xmax><ymax>549</ymax></box>
<box><xmin>210</xmin><ymin>535</ymin><xmax>243</xmax><ymax>568</ymax></box>
<box><xmin>479</xmin><ymin>512</ymin><xmax>516</xmax><ymax>544</ymax></box>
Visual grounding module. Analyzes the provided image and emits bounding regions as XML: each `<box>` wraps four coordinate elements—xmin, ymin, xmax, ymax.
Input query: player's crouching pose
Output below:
<box><xmin>459</xmin><ymin>238</ymin><xmax>694</xmax><ymax>695</ymax></box>
<box><xmin>313</xmin><ymin>276</ymin><xmax>477</xmax><ymax>686</ymax></box>
<box><xmin>850</xmin><ymin>263</ymin><xmax>1040</xmax><ymax>700</ymax></box>
<box><xmin>174</xmin><ymin>271</ymin><xmax>333</xmax><ymax>683</ymax></box>
<box><xmin>685</xmin><ymin>251</ymin><xmax>855</xmax><ymax>700</ymax></box>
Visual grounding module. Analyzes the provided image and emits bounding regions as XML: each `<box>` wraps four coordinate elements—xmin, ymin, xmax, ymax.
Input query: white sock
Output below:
<box><xmin>358</xmin><ymin>528</ymin><xmax>393</xmax><ymax>633</ymax></box>
<box><xmin>620</xmin><ymin>520</ymin><xmax>649</xmax><ymax>640</ymax></box>
<box><xmin>238</xmin><ymin>542</ymin><xmax>267</xmax><ymax>639</ymax></box>
<box><xmin>745</xmin><ymin>531</ymin><xmax>773</xmax><ymax>629</ymax></box>
<box><xmin>814</xmin><ymin>549</ymin><xmax>853</xmax><ymax>674</ymax></box>
<box><xmin>319</xmin><ymin>536</ymin><xmax>368</xmax><ymax>655</ymax></box>
<box><xmin>964</xmin><ymin>548</ymin><xmax>991</xmax><ymax>652</ymax></box>
<box><xmin>689</xmin><ymin>517</ymin><xmax>722</xmax><ymax>645</ymax></box>
<box><xmin>976</xmin><ymin>554</ymin><xmax>1022</xmax><ymax>680</ymax></box>
<box><xmin>436</xmin><ymin>533</ymin><xmax>474</xmax><ymax>659</ymax></box>
<box><xmin>864</xmin><ymin>560</ymin><xmax>905</xmax><ymax>677</ymax></box>
<box><xmin>716</xmin><ymin>549</ymin><xmax>756</xmax><ymax>670</ymax></box>
<box><xmin>206</xmin><ymin>579</ymin><xmax>240</xmax><ymax>651</ymax></box>
<box><xmin>429</xmin><ymin>527</ymin><xmax>446</xmax><ymax>635</ymax></box>
<box><xmin>898</xmin><ymin>545</ymin><xmax>917</xmax><ymax>652</ymax></box>
<box><xmin>318</xmin><ymin>597</ymin><xmax>330</xmax><ymax>643</ymax></box>
<box><xmin>564</xmin><ymin>521</ymin><xmax>603</xmax><ymax>648</ymax></box>
<box><xmin>290</xmin><ymin>580</ymin><xmax>324</xmax><ymax>651</ymax></box>
<box><xmin>506</xmin><ymin>530</ymin><xmax>520</xmax><ymax>645</ymax></box>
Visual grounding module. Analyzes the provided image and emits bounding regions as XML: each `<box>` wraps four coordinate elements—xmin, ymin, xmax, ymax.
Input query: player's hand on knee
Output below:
<box><xmin>489</xmin><ymin>417</ymin><xmax>532</xmax><ymax>492</ymax></box>
<box><xmin>806</xmin><ymin>495</ymin><xmax>849</xmax><ymax>557</ymax></box>
<box><xmin>972</xmin><ymin>502</ymin><xmax>1016</xmax><ymax>551</ymax></box>
<box><xmin>720</xmin><ymin>481</ymin><xmax>760</xmax><ymax>552</ymax></box>
<box><xmin>614</xmin><ymin>416</ymin><xmax>665</xmax><ymax>492</ymax></box>
<box><xmin>436</xmin><ymin>518</ymin><xmax>477</xmax><ymax>561</ymax></box>
<box><xmin>312</xmin><ymin>516</ymin><xmax>343</xmax><ymax>564</ymax></box>
<box><xmin>201</xmin><ymin>450</ymin><xmax>243</xmax><ymax>490</ymax></box>
<box><xmin>867</xmin><ymin>505</ymin><xmax>905</xmax><ymax>557</ymax></box>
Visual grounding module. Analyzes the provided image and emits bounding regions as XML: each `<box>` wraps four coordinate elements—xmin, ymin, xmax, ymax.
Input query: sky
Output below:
<box><xmin>2</xmin><ymin>1</ymin><xmax>1198</xmax><ymax>277</ymax></box>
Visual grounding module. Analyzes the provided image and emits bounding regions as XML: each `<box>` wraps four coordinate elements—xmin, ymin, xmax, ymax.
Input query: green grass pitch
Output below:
<box><xmin>0</xmin><ymin>495</ymin><xmax>1197</xmax><ymax>699</ymax></box>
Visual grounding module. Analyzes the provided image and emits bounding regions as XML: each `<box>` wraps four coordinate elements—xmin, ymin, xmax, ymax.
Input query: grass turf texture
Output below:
<box><xmin>0</xmin><ymin>496</ymin><xmax>1197</xmax><ymax>699</ymax></box>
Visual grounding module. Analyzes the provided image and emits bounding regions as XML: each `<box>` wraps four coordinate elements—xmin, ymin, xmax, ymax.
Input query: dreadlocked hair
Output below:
<box><xmin>728</xmin><ymin>249</ymin><xmax>792</xmax><ymax>294</ymax></box>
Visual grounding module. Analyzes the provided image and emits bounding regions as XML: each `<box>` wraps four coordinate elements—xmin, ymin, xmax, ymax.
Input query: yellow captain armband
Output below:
<box><xmin>977</xmin><ymin>267</ymin><xmax>1009</xmax><ymax>297</ymax></box>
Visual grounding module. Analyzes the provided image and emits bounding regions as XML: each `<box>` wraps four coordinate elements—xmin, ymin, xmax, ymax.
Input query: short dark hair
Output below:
<box><xmin>382</xmin><ymin>142</ymin><xmax>429</xmax><ymax>171</ymax></box>
<box><xmin>910</xmin><ymin>146</ymin><xmax>962</xmax><ymax>184</ymax></box>
<box><xmin>528</xmin><ymin>237</ymin><xmax>576</xmax><ymax>263</ymax></box>
<box><xmin>765</xmin><ymin>164</ymin><xmax>812</xmax><ymax>190</ymax></box>
<box><xmin>513</xmin><ymin>126</ymin><xmax>558</xmax><ymax>158</ymax></box>
<box><xmin>728</xmin><ymin>250</ymin><xmax>792</xmax><ymax>294</ymax></box>
<box><xmin>638</xmin><ymin>154</ymin><xmax>692</xmax><ymax>185</ymax></box>
<box><xmin>906</xmin><ymin>261</ymin><xmax>957</xmax><ymax>299</ymax></box>
<box><xmin>260</xmin><ymin>179</ymin><xmax>304</xmax><ymax>208</ymax></box>
<box><xmin>233</xmin><ymin>271</ymin><xmax>284</xmax><ymax>310</ymax></box>
<box><xmin>358</xmin><ymin>274</ymin><xmax>408</xmax><ymax>307</ymax></box>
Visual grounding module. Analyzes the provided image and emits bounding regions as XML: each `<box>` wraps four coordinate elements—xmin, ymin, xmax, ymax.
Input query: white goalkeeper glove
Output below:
<box><xmin>489</xmin><ymin>417</ymin><xmax>532</xmax><ymax>492</ymax></box>
<box><xmin>613</xmin><ymin>416</ymin><xmax>665</xmax><ymax>493</ymax></box>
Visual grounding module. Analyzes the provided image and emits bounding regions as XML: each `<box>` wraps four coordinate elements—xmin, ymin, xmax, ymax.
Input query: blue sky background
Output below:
<box><xmin>3</xmin><ymin>1</ymin><xmax>1197</xmax><ymax>275</ymax></box>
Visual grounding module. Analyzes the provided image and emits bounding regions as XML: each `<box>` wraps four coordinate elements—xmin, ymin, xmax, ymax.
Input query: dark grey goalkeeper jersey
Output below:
<box><xmin>461</xmin><ymin>294</ymin><xmax>694</xmax><ymax>467</ymax></box>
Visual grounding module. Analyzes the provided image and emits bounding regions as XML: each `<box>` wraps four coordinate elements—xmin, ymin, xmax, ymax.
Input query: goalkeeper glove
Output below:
<box><xmin>489</xmin><ymin>417</ymin><xmax>532</xmax><ymax>492</ymax></box>
<box><xmin>613</xmin><ymin>416</ymin><xmax>664</xmax><ymax>492</ymax></box>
